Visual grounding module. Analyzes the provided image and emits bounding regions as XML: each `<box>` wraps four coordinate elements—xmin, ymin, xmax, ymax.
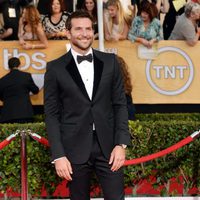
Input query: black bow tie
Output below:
<box><xmin>77</xmin><ymin>54</ymin><xmax>93</xmax><ymax>64</ymax></box>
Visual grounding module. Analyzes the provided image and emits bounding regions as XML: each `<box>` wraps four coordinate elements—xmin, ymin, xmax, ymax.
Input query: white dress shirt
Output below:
<box><xmin>71</xmin><ymin>48</ymin><xmax>94</xmax><ymax>100</ymax></box>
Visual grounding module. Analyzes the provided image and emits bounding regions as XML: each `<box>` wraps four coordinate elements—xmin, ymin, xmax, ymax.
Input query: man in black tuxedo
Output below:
<box><xmin>44</xmin><ymin>10</ymin><xmax>130</xmax><ymax>200</ymax></box>
<box><xmin>0</xmin><ymin>57</ymin><xmax>39</xmax><ymax>123</ymax></box>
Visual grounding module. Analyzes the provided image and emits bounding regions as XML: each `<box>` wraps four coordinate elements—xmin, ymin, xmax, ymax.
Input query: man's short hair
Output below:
<box><xmin>8</xmin><ymin>57</ymin><xmax>20</xmax><ymax>70</ymax></box>
<box><xmin>66</xmin><ymin>10</ymin><xmax>94</xmax><ymax>30</ymax></box>
<box><xmin>185</xmin><ymin>2</ymin><xmax>200</xmax><ymax>18</ymax></box>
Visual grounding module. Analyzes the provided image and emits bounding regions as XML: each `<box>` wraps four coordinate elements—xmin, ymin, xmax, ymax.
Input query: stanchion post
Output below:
<box><xmin>21</xmin><ymin>130</ymin><xmax>28</xmax><ymax>200</ymax></box>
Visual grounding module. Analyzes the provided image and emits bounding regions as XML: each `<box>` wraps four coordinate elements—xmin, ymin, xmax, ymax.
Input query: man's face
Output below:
<box><xmin>67</xmin><ymin>17</ymin><xmax>94</xmax><ymax>54</ymax></box>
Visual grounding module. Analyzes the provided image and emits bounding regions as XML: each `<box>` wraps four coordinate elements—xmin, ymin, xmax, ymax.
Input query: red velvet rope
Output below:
<box><xmin>0</xmin><ymin>134</ymin><xmax>16</xmax><ymax>150</ymax></box>
<box><xmin>29</xmin><ymin>133</ymin><xmax>50</xmax><ymax>147</ymax></box>
<box><xmin>124</xmin><ymin>135</ymin><xmax>193</xmax><ymax>166</ymax></box>
<box><xmin>29</xmin><ymin>130</ymin><xmax>200</xmax><ymax>166</ymax></box>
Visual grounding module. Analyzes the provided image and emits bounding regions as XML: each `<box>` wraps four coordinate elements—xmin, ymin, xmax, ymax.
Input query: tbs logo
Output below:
<box><xmin>3</xmin><ymin>49</ymin><xmax>47</xmax><ymax>90</ymax></box>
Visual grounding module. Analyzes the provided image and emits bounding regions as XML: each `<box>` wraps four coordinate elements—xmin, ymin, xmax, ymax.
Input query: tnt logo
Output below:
<box><xmin>146</xmin><ymin>47</ymin><xmax>194</xmax><ymax>96</ymax></box>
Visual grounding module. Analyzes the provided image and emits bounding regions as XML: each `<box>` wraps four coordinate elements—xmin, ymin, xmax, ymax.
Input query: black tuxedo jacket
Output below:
<box><xmin>0</xmin><ymin>69</ymin><xmax>39</xmax><ymax>122</ymax></box>
<box><xmin>44</xmin><ymin>49</ymin><xmax>130</xmax><ymax>164</ymax></box>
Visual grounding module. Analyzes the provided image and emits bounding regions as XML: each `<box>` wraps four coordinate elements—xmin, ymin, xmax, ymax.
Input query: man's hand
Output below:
<box><xmin>54</xmin><ymin>157</ymin><xmax>73</xmax><ymax>181</ymax></box>
<box><xmin>109</xmin><ymin>145</ymin><xmax>126</xmax><ymax>172</ymax></box>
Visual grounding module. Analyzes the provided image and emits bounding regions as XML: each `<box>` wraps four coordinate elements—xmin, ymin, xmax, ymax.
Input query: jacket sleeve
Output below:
<box><xmin>28</xmin><ymin>74</ymin><xmax>39</xmax><ymax>94</ymax></box>
<box><xmin>44</xmin><ymin>63</ymin><xmax>65</xmax><ymax>161</ymax></box>
<box><xmin>111</xmin><ymin>55</ymin><xmax>131</xmax><ymax>146</ymax></box>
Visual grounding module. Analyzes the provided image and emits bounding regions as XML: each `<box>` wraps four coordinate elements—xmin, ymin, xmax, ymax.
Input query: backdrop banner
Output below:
<box><xmin>0</xmin><ymin>40</ymin><xmax>199</xmax><ymax>105</ymax></box>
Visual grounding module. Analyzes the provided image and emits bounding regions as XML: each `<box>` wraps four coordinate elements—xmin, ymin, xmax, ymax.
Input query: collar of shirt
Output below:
<box><xmin>71</xmin><ymin>48</ymin><xmax>93</xmax><ymax>66</ymax></box>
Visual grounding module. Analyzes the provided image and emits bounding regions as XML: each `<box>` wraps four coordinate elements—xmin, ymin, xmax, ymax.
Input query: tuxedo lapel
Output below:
<box><xmin>64</xmin><ymin>50</ymin><xmax>104</xmax><ymax>101</ymax></box>
<box><xmin>65</xmin><ymin>53</ymin><xmax>90</xmax><ymax>100</ymax></box>
<box><xmin>92</xmin><ymin>53</ymin><xmax>104</xmax><ymax>100</ymax></box>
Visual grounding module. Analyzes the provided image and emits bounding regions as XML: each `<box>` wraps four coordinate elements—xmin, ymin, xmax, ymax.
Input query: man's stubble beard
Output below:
<box><xmin>72</xmin><ymin>37</ymin><xmax>94</xmax><ymax>52</ymax></box>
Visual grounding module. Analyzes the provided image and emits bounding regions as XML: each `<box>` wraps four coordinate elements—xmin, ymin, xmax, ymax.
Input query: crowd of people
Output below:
<box><xmin>0</xmin><ymin>0</ymin><xmax>200</xmax><ymax>46</ymax></box>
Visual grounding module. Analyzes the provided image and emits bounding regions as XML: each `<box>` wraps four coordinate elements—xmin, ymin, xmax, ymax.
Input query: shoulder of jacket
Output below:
<box><xmin>16</xmin><ymin>70</ymin><xmax>31</xmax><ymax>76</ymax></box>
<box><xmin>47</xmin><ymin>53</ymin><xmax>69</xmax><ymax>69</ymax></box>
<box><xmin>93</xmin><ymin>49</ymin><xmax>115</xmax><ymax>58</ymax></box>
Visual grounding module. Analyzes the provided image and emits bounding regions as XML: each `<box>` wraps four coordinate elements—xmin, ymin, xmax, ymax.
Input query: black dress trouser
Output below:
<box><xmin>68</xmin><ymin>133</ymin><xmax>125</xmax><ymax>200</ymax></box>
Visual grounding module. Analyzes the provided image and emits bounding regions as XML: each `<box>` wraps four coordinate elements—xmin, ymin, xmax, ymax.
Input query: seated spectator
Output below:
<box><xmin>0</xmin><ymin>0</ymin><xmax>32</xmax><ymax>40</ymax></box>
<box><xmin>117</xmin><ymin>55</ymin><xmax>136</xmax><ymax>121</ymax></box>
<box><xmin>81</xmin><ymin>0</ymin><xmax>98</xmax><ymax>39</ymax></box>
<box><xmin>0</xmin><ymin>13</ymin><xmax>12</xmax><ymax>40</ymax></box>
<box><xmin>128</xmin><ymin>0</ymin><xmax>163</xmax><ymax>48</ymax></box>
<box><xmin>136</xmin><ymin>0</ymin><xmax>169</xmax><ymax>17</ymax></box>
<box><xmin>42</xmin><ymin>0</ymin><xmax>70</xmax><ymax>40</ymax></box>
<box><xmin>37</xmin><ymin>0</ymin><xmax>73</xmax><ymax>15</ymax></box>
<box><xmin>163</xmin><ymin>0</ymin><xmax>186</xmax><ymax>40</ymax></box>
<box><xmin>169</xmin><ymin>2</ymin><xmax>200</xmax><ymax>46</ymax></box>
<box><xmin>0</xmin><ymin>57</ymin><xmax>39</xmax><ymax>123</ymax></box>
<box><xmin>104</xmin><ymin>0</ymin><xmax>134</xmax><ymax>14</ymax></box>
<box><xmin>104</xmin><ymin>0</ymin><xmax>133</xmax><ymax>41</ymax></box>
<box><xmin>18</xmin><ymin>5</ymin><xmax>48</xmax><ymax>49</ymax></box>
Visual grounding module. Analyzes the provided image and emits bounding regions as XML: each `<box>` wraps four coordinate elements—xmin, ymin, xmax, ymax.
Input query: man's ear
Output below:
<box><xmin>66</xmin><ymin>30</ymin><xmax>71</xmax><ymax>39</ymax></box>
